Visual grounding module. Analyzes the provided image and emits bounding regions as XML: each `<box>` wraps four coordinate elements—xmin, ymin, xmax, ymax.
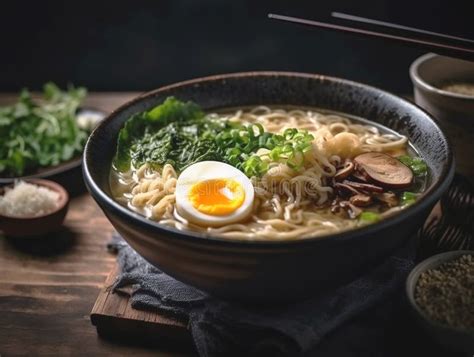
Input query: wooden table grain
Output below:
<box><xmin>0</xmin><ymin>93</ymin><xmax>186</xmax><ymax>356</ymax></box>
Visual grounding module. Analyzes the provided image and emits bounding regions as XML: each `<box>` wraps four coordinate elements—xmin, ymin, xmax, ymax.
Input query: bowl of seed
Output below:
<box><xmin>406</xmin><ymin>250</ymin><xmax>474</xmax><ymax>354</ymax></box>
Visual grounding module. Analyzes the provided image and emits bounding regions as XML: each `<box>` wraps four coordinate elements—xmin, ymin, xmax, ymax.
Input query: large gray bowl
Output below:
<box><xmin>83</xmin><ymin>72</ymin><xmax>454</xmax><ymax>301</ymax></box>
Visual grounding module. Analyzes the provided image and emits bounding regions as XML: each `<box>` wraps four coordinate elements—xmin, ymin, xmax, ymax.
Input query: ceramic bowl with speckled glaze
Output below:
<box><xmin>83</xmin><ymin>72</ymin><xmax>454</xmax><ymax>301</ymax></box>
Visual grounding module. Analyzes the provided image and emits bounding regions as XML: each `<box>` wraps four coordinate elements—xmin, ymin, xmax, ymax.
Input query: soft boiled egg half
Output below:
<box><xmin>175</xmin><ymin>161</ymin><xmax>254</xmax><ymax>227</ymax></box>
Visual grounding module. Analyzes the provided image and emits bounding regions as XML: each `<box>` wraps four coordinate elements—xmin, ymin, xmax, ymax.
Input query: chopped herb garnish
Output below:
<box><xmin>398</xmin><ymin>155</ymin><xmax>428</xmax><ymax>176</ymax></box>
<box><xmin>115</xmin><ymin>97</ymin><xmax>315</xmax><ymax>177</ymax></box>
<box><xmin>400</xmin><ymin>191</ymin><xmax>417</xmax><ymax>206</ymax></box>
<box><xmin>359</xmin><ymin>211</ymin><xmax>381</xmax><ymax>224</ymax></box>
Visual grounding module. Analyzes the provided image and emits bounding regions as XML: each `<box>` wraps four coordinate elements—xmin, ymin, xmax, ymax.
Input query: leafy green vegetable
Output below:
<box><xmin>359</xmin><ymin>211</ymin><xmax>381</xmax><ymax>224</ymax></box>
<box><xmin>115</xmin><ymin>97</ymin><xmax>205</xmax><ymax>171</ymax></box>
<box><xmin>0</xmin><ymin>83</ymin><xmax>87</xmax><ymax>176</ymax></box>
<box><xmin>400</xmin><ymin>191</ymin><xmax>417</xmax><ymax>206</ymax></box>
<box><xmin>115</xmin><ymin>97</ymin><xmax>316</xmax><ymax>177</ymax></box>
<box><xmin>398</xmin><ymin>155</ymin><xmax>428</xmax><ymax>176</ymax></box>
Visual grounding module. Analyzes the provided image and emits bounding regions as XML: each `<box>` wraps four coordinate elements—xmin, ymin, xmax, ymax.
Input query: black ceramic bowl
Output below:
<box><xmin>83</xmin><ymin>72</ymin><xmax>454</xmax><ymax>301</ymax></box>
<box><xmin>406</xmin><ymin>251</ymin><xmax>474</xmax><ymax>353</ymax></box>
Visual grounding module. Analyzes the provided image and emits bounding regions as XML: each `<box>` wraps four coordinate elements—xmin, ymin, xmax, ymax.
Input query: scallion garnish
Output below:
<box><xmin>400</xmin><ymin>191</ymin><xmax>417</xmax><ymax>206</ymax></box>
<box><xmin>398</xmin><ymin>155</ymin><xmax>428</xmax><ymax>176</ymax></box>
<box><xmin>359</xmin><ymin>211</ymin><xmax>381</xmax><ymax>223</ymax></box>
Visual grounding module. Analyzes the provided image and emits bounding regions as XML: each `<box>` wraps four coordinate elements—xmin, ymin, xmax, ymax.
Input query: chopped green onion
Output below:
<box><xmin>411</xmin><ymin>158</ymin><xmax>428</xmax><ymax>176</ymax></box>
<box><xmin>214</xmin><ymin>120</ymin><xmax>314</xmax><ymax>176</ymax></box>
<box><xmin>398</xmin><ymin>155</ymin><xmax>411</xmax><ymax>166</ymax></box>
<box><xmin>359</xmin><ymin>211</ymin><xmax>381</xmax><ymax>223</ymax></box>
<box><xmin>286</xmin><ymin>150</ymin><xmax>305</xmax><ymax>170</ymax></box>
<box><xmin>241</xmin><ymin>155</ymin><xmax>268</xmax><ymax>177</ymax></box>
<box><xmin>283</xmin><ymin>128</ymin><xmax>298</xmax><ymax>139</ymax></box>
<box><xmin>398</xmin><ymin>155</ymin><xmax>428</xmax><ymax>176</ymax></box>
<box><xmin>401</xmin><ymin>192</ymin><xmax>417</xmax><ymax>206</ymax></box>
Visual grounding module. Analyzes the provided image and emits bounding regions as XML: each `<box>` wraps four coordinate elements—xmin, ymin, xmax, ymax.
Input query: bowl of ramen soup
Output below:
<box><xmin>84</xmin><ymin>72</ymin><xmax>454</xmax><ymax>301</ymax></box>
<box><xmin>410</xmin><ymin>53</ymin><xmax>474</xmax><ymax>182</ymax></box>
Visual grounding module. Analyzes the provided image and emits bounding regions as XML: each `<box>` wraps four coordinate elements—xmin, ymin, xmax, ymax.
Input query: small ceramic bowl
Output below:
<box><xmin>406</xmin><ymin>250</ymin><xmax>474</xmax><ymax>354</ymax></box>
<box><xmin>0</xmin><ymin>179</ymin><xmax>69</xmax><ymax>237</ymax></box>
<box><xmin>410</xmin><ymin>53</ymin><xmax>474</xmax><ymax>182</ymax></box>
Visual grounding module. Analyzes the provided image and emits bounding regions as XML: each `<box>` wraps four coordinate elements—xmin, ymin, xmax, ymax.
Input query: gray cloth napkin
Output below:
<box><xmin>108</xmin><ymin>233</ymin><xmax>414</xmax><ymax>356</ymax></box>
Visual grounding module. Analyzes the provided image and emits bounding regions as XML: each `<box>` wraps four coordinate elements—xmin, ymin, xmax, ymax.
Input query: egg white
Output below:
<box><xmin>175</xmin><ymin>161</ymin><xmax>254</xmax><ymax>227</ymax></box>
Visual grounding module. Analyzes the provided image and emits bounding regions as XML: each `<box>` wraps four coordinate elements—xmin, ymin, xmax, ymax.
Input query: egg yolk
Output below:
<box><xmin>188</xmin><ymin>179</ymin><xmax>245</xmax><ymax>216</ymax></box>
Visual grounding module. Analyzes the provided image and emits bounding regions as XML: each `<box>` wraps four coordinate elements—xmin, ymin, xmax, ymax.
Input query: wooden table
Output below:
<box><xmin>0</xmin><ymin>93</ymin><xmax>186</xmax><ymax>356</ymax></box>
<box><xmin>0</xmin><ymin>93</ymin><xmax>461</xmax><ymax>357</ymax></box>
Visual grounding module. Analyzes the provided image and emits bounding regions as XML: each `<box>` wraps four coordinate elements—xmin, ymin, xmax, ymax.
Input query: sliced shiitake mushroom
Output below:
<box><xmin>334</xmin><ymin>182</ymin><xmax>362</xmax><ymax>197</ymax></box>
<box><xmin>351</xmin><ymin>170</ymin><xmax>369</xmax><ymax>183</ymax></box>
<box><xmin>334</xmin><ymin>161</ymin><xmax>355</xmax><ymax>181</ymax></box>
<box><xmin>354</xmin><ymin>152</ymin><xmax>413</xmax><ymax>189</ymax></box>
<box><xmin>374</xmin><ymin>192</ymin><xmax>399</xmax><ymax>207</ymax></box>
<box><xmin>350</xmin><ymin>194</ymin><xmax>373</xmax><ymax>207</ymax></box>
<box><xmin>339</xmin><ymin>201</ymin><xmax>362</xmax><ymax>219</ymax></box>
<box><xmin>342</xmin><ymin>180</ymin><xmax>384</xmax><ymax>193</ymax></box>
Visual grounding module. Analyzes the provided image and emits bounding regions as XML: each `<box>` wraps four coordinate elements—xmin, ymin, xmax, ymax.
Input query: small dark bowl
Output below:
<box><xmin>83</xmin><ymin>72</ymin><xmax>454</xmax><ymax>301</ymax></box>
<box><xmin>0</xmin><ymin>179</ymin><xmax>69</xmax><ymax>237</ymax></box>
<box><xmin>406</xmin><ymin>250</ymin><xmax>474</xmax><ymax>354</ymax></box>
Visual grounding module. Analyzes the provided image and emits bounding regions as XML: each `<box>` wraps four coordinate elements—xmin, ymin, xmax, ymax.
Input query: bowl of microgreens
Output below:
<box><xmin>406</xmin><ymin>250</ymin><xmax>474</xmax><ymax>354</ymax></box>
<box><xmin>0</xmin><ymin>83</ymin><xmax>106</xmax><ymax>185</ymax></box>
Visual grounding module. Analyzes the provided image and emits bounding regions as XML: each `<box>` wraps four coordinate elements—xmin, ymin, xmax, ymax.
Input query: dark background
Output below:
<box><xmin>1</xmin><ymin>0</ymin><xmax>472</xmax><ymax>94</ymax></box>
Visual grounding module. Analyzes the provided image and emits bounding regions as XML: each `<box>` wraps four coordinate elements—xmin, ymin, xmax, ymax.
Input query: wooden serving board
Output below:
<box><xmin>90</xmin><ymin>265</ymin><xmax>193</xmax><ymax>350</ymax></box>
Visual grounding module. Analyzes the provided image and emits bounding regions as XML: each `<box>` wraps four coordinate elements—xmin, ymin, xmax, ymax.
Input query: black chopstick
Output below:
<box><xmin>268</xmin><ymin>13</ymin><xmax>474</xmax><ymax>62</ymax></box>
<box><xmin>331</xmin><ymin>12</ymin><xmax>474</xmax><ymax>45</ymax></box>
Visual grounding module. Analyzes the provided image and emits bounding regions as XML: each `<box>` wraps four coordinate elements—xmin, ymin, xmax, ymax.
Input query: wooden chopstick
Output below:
<box><xmin>331</xmin><ymin>12</ymin><xmax>474</xmax><ymax>45</ymax></box>
<box><xmin>268</xmin><ymin>13</ymin><xmax>474</xmax><ymax>62</ymax></box>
